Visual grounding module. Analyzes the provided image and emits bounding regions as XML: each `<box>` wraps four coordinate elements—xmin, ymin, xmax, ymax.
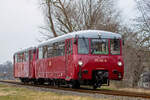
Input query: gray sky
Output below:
<box><xmin>0</xmin><ymin>0</ymin><xmax>44</xmax><ymax>63</ymax></box>
<box><xmin>0</xmin><ymin>0</ymin><xmax>136</xmax><ymax>63</ymax></box>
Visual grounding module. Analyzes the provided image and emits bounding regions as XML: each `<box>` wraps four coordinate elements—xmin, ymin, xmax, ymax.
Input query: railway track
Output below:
<box><xmin>0</xmin><ymin>80</ymin><xmax>150</xmax><ymax>99</ymax></box>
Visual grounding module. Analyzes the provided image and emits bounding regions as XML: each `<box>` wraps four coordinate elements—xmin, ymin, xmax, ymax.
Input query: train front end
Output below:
<box><xmin>73</xmin><ymin>31</ymin><xmax>124</xmax><ymax>89</ymax></box>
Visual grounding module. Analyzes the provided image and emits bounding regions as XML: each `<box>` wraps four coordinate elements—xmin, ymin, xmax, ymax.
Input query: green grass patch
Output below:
<box><xmin>0</xmin><ymin>84</ymin><xmax>8</xmax><ymax>87</ymax></box>
<box><xmin>99</xmin><ymin>87</ymin><xmax>115</xmax><ymax>91</ymax></box>
<box><xmin>0</xmin><ymin>84</ymin><xmax>109</xmax><ymax>100</ymax></box>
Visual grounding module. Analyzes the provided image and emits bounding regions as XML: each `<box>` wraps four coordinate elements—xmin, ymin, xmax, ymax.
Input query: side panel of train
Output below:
<box><xmin>13</xmin><ymin>49</ymin><xmax>36</xmax><ymax>81</ymax></box>
<box><xmin>34</xmin><ymin>38</ymin><xmax>123</xmax><ymax>85</ymax></box>
<box><xmin>35</xmin><ymin>39</ymin><xmax>74</xmax><ymax>80</ymax></box>
<box><xmin>14</xmin><ymin>52</ymin><xmax>29</xmax><ymax>78</ymax></box>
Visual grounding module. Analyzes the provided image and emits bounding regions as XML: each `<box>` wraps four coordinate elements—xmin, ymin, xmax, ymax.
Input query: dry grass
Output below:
<box><xmin>0</xmin><ymin>84</ymin><xmax>108</xmax><ymax>100</ymax></box>
<box><xmin>118</xmin><ymin>88</ymin><xmax>150</xmax><ymax>94</ymax></box>
<box><xmin>102</xmin><ymin>82</ymin><xmax>150</xmax><ymax>94</ymax></box>
<box><xmin>4</xmin><ymin>79</ymin><xmax>20</xmax><ymax>82</ymax></box>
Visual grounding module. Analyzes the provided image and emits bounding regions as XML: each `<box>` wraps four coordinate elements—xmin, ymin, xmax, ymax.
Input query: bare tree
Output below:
<box><xmin>0</xmin><ymin>61</ymin><xmax>14</xmax><ymax>80</ymax></box>
<box><xmin>119</xmin><ymin>24</ymin><xmax>150</xmax><ymax>87</ymax></box>
<box><xmin>134</xmin><ymin>0</ymin><xmax>150</xmax><ymax>47</ymax></box>
<box><xmin>39</xmin><ymin>0</ymin><xmax>121</xmax><ymax>38</ymax></box>
<box><xmin>114</xmin><ymin>0</ymin><xmax>150</xmax><ymax>87</ymax></box>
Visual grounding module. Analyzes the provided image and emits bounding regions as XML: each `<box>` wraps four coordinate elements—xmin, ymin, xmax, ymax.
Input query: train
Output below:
<box><xmin>13</xmin><ymin>30</ymin><xmax>124</xmax><ymax>89</ymax></box>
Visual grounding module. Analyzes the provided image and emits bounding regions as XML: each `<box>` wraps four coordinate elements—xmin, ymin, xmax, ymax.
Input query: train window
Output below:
<box><xmin>78</xmin><ymin>38</ymin><xmax>89</xmax><ymax>54</ymax></box>
<box><xmin>110</xmin><ymin>39</ymin><xmax>120</xmax><ymax>55</ymax></box>
<box><xmin>52</xmin><ymin>43</ymin><xmax>57</xmax><ymax>56</ymax></box>
<box><xmin>48</xmin><ymin>45</ymin><xmax>53</xmax><ymax>57</ymax></box>
<box><xmin>17</xmin><ymin>54</ymin><xmax>19</xmax><ymax>62</ymax></box>
<box><xmin>24</xmin><ymin>52</ymin><xmax>28</xmax><ymax>62</ymax></box>
<box><xmin>25</xmin><ymin>52</ymin><xmax>29</xmax><ymax>61</ymax></box>
<box><xmin>22</xmin><ymin>52</ymin><xmax>25</xmax><ymax>62</ymax></box>
<box><xmin>38</xmin><ymin>47</ymin><xmax>43</xmax><ymax>59</ymax></box>
<box><xmin>18</xmin><ymin>54</ymin><xmax>21</xmax><ymax>62</ymax></box>
<box><xmin>22</xmin><ymin>53</ymin><xmax>25</xmax><ymax>62</ymax></box>
<box><xmin>35</xmin><ymin>50</ymin><xmax>38</xmax><ymax>60</ymax></box>
<box><xmin>15</xmin><ymin>54</ymin><xmax>17</xmax><ymax>63</ymax></box>
<box><xmin>18</xmin><ymin>53</ymin><xmax>23</xmax><ymax>62</ymax></box>
<box><xmin>66</xmin><ymin>40</ymin><xmax>72</xmax><ymax>54</ymax></box>
<box><xmin>59</xmin><ymin>41</ymin><xmax>65</xmax><ymax>56</ymax></box>
<box><xmin>56</xmin><ymin>42</ymin><xmax>60</xmax><ymax>56</ymax></box>
<box><xmin>47</xmin><ymin>41</ymin><xmax>65</xmax><ymax>57</ymax></box>
<box><xmin>30</xmin><ymin>51</ymin><xmax>34</xmax><ymax>60</ymax></box>
<box><xmin>43</xmin><ymin>46</ymin><xmax>48</xmax><ymax>58</ymax></box>
<box><xmin>91</xmin><ymin>39</ymin><xmax>108</xmax><ymax>54</ymax></box>
<box><xmin>19</xmin><ymin>53</ymin><xmax>22</xmax><ymax>62</ymax></box>
<box><xmin>22</xmin><ymin>53</ymin><xmax>24</xmax><ymax>62</ymax></box>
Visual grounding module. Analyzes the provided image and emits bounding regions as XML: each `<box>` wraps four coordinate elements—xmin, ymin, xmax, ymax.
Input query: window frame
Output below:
<box><xmin>25</xmin><ymin>51</ymin><xmax>29</xmax><ymax>62</ymax></box>
<box><xmin>77</xmin><ymin>38</ymin><xmax>90</xmax><ymax>54</ymax></box>
<box><xmin>58</xmin><ymin>41</ymin><xmax>65</xmax><ymax>56</ymax></box>
<box><xmin>47</xmin><ymin>40</ymin><xmax>65</xmax><ymax>58</ymax></box>
<box><xmin>110</xmin><ymin>39</ymin><xmax>121</xmax><ymax>55</ymax></box>
<box><xmin>15</xmin><ymin>54</ymin><xmax>18</xmax><ymax>63</ymax></box>
<box><xmin>43</xmin><ymin>45</ymin><xmax>48</xmax><ymax>59</ymax></box>
<box><xmin>38</xmin><ymin>47</ymin><xmax>43</xmax><ymax>59</ymax></box>
<box><xmin>91</xmin><ymin>38</ymin><xmax>109</xmax><ymax>55</ymax></box>
<box><xmin>47</xmin><ymin>44</ymin><xmax>53</xmax><ymax>58</ymax></box>
<box><xmin>29</xmin><ymin>50</ymin><xmax>34</xmax><ymax>61</ymax></box>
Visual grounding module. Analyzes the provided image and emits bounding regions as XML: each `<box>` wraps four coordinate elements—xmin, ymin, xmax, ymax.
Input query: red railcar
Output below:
<box><xmin>13</xmin><ymin>47</ymin><xmax>36</xmax><ymax>82</ymax></box>
<box><xmin>14</xmin><ymin>30</ymin><xmax>124</xmax><ymax>89</ymax></box>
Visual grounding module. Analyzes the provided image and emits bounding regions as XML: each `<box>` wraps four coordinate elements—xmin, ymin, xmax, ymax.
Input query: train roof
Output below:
<box><xmin>38</xmin><ymin>30</ymin><xmax>122</xmax><ymax>47</ymax></box>
<box><xmin>14</xmin><ymin>47</ymin><xmax>35</xmax><ymax>55</ymax></box>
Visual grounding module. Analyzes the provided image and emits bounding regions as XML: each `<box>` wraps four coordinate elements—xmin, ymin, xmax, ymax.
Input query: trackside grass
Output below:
<box><xmin>0</xmin><ymin>84</ymin><xmax>108</xmax><ymax>100</ymax></box>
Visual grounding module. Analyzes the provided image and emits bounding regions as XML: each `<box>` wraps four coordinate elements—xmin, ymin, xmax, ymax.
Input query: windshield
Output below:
<box><xmin>78</xmin><ymin>38</ymin><xmax>89</xmax><ymax>54</ymax></box>
<box><xmin>91</xmin><ymin>39</ymin><xmax>108</xmax><ymax>54</ymax></box>
<box><xmin>110</xmin><ymin>39</ymin><xmax>120</xmax><ymax>55</ymax></box>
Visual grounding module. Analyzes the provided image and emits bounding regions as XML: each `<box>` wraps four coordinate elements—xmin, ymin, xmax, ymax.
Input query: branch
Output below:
<box><xmin>47</xmin><ymin>0</ymin><xmax>58</xmax><ymax>37</ymax></box>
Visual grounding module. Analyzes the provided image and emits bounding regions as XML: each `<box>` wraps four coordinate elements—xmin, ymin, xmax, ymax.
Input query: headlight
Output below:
<box><xmin>118</xmin><ymin>61</ymin><xmax>122</xmax><ymax>66</ymax></box>
<box><xmin>78</xmin><ymin>61</ymin><xmax>83</xmax><ymax>66</ymax></box>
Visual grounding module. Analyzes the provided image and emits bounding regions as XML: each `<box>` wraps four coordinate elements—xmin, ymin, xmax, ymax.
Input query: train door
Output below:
<box><xmin>29</xmin><ymin>50</ymin><xmax>36</xmax><ymax>78</ymax></box>
<box><xmin>65</xmin><ymin>39</ymin><xmax>73</xmax><ymax>80</ymax></box>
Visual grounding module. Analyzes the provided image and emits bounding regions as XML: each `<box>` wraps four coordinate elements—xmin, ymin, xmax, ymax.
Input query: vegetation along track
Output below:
<box><xmin>0</xmin><ymin>80</ymin><xmax>150</xmax><ymax>99</ymax></box>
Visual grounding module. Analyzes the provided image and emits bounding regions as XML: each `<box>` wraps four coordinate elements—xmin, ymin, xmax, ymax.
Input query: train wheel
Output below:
<box><xmin>20</xmin><ymin>78</ymin><xmax>24</xmax><ymax>83</ymax></box>
<box><xmin>93</xmin><ymin>82</ymin><xmax>101</xmax><ymax>89</ymax></box>
<box><xmin>20</xmin><ymin>78</ymin><xmax>28</xmax><ymax>84</ymax></box>
<box><xmin>71</xmin><ymin>80</ymin><xmax>80</xmax><ymax>89</ymax></box>
<box><xmin>56</xmin><ymin>80</ymin><xmax>60</xmax><ymax>87</ymax></box>
<box><xmin>48</xmin><ymin>81</ymin><xmax>53</xmax><ymax>86</ymax></box>
<box><xmin>38</xmin><ymin>79</ymin><xmax>44</xmax><ymax>85</ymax></box>
<box><xmin>93</xmin><ymin>85</ymin><xmax>97</xmax><ymax>90</ymax></box>
<box><xmin>38</xmin><ymin>81</ymin><xmax>44</xmax><ymax>85</ymax></box>
<box><xmin>33</xmin><ymin>80</ymin><xmax>38</xmax><ymax>85</ymax></box>
<box><xmin>51</xmin><ymin>81</ymin><xmax>55</xmax><ymax>86</ymax></box>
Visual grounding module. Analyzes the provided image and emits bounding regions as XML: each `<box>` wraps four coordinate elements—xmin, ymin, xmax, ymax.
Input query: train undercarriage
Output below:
<box><xmin>19</xmin><ymin>70</ymin><xmax>109</xmax><ymax>89</ymax></box>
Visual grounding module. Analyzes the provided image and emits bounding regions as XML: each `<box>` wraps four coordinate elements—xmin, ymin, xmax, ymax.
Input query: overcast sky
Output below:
<box><xmin>0</xmin><ymin>0</ymin><xmax>136</xmax><ymax>64</ymax></box>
